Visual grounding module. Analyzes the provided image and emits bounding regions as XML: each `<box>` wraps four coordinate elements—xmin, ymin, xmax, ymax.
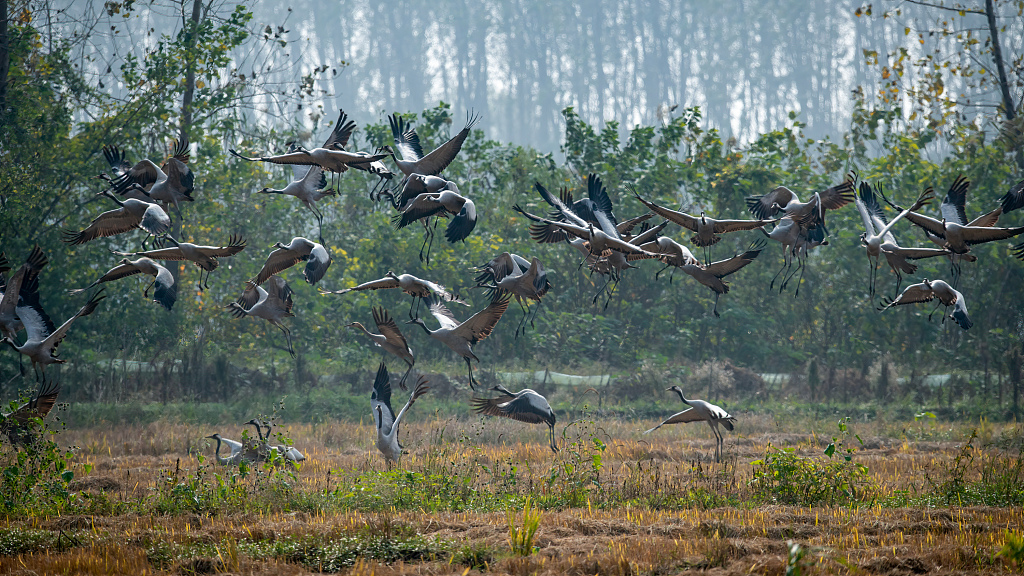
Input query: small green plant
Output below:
<box><xmin>785</xmin><ymin>540</ymin><xmax>807</xmax><ymax>576</ymax></box>
<box><xmin>998</xmin><ymin>530</ymin><xmax>1024</xmax><ymax>569</ymax></box>
<box><xmin>0</xmin><ymin>404</ymin><xmax>85</xmax><ymax>516</ymax></box>
<box><xmin>750</xmin><ymin>420</ymin><xmax>872</xmax><ymax>506</ymax></box>
<box><xmin>507</xmin><ymin>496</ymin><xmax>542</xmax><ymax>556</ymax></box>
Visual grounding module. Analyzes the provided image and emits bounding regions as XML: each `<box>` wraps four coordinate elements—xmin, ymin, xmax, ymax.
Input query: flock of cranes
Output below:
<box><xmin>2</xmin><ymin>104</ymin><xmax>1024</xmax><ymax>464</ymax></box>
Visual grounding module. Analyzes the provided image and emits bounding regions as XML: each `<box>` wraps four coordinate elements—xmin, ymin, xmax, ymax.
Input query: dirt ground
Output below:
<box><xmin>1</xmin><ymin>415</ymin><xmax>1021</xmax><ymax>575</ymax></box>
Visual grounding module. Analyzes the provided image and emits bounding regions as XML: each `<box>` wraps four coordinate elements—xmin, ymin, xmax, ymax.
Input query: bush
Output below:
<box><xmin>749</xmin><ymin>419</ymin><xmax>873</xmax><ymax>506</ymax></box>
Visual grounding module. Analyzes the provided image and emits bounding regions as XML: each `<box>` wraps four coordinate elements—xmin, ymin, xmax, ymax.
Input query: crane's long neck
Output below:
<box><xmin>412</xmin><ymin>321</ymin><xmax>433</xmax><ymax>337</ymax></box>
<box><xmin>211</xmin><ymin>437</ymin><xmax>228</xmax><ymax>464</ymax></box>
<box><xmin>494</xmin><ymin>384</ymin><xmax>515</xmax><ymax>397</ymax></box>
<box><xmin>248</xmin><ymin>422</ymin><xmax>265</xmax><ymax>442</ymax></box>
<box><xmin>672</xmin><ymin>388</ymin><xmax>691</xmax><ymax>405</ymax></box>
<box><xmin>874</xmin><ymin>207</ymin><xmax>912</xmax><ymax>239</ymax></box>
<box><xmin>349</xmin><ymin>322</ymin><xmax>373</xmax><ymax>337</ymax></box>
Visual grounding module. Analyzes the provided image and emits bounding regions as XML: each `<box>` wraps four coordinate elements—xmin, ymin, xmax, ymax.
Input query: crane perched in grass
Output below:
<box><xmin>645</xmin><ymin>385</ymin><xmax>736</xmax><ymax>462</ymax></box>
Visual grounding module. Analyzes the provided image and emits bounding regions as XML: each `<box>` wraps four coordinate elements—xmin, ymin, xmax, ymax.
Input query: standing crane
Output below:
<box><xmin>113</xmin><ymin>234</ymin><xmax>247</xmax><ymax>290</ymax></box>
<box><xmin>371</xmin><ymin>362</ymin><xmax>430</xmax><ymax>463</ymax></box>
<box><xmin>347</xmin><ymin>306</ymin><xmax>416</xmax><ymax>390</ymax></box>
<box><xmin>252</xmin><ymin>237</ymin><xmax>331</xmax><ymax>286</ymax></box>
<box><xmin>70</xmin><ymin>257</ymin><xmax>177</xmax><ymax>311</ymax></box>
<box><xmin>226</xmin><ymin>275</ymin><xmax>297</xmax><ymax>356</ymax></box>
<box><xmin>644</xmin><ymin>385</ymin><xmax>737</xmax><ymax>463</ymax></box>
<box><xmin>406</xmin><ymin>292</ymin><xmax>511</xmax><ymax>390</ymax></box>
<box><xmin>248</xmin><ymin>418</ymin><xmax>305</xmax><ymax>463</ymax></box>
<box><xmin>470</xmin><ymin>384</ymin><xmax>558</xmax><ymax>452</ymax></box>
<box><xmin>205</xmin><ymin>433</ymin><xmax>250</xmax><ymax>465</ymax></box>
<box><xmin>1</xmin><ymin>290</ymin><xmax>105</xmax><ymax>381</ymax></box>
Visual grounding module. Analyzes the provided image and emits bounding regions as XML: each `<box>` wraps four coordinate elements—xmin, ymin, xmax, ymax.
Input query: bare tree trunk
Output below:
<box><xmin>180</xmin><ymin>0</ymin><xmax>203</xmax><ymax>143</ymax></box>
<box><xmin>985</xmin><ymin>0</ymin><xmax>1024</xmax><ymax>170</ymax></box>
<box><xmin>0</xmin><ymin>0</ymin><xmax>10</xmax><ymax>115</ymax></box>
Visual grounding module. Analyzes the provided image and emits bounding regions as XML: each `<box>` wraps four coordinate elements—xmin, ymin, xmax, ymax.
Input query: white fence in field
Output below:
<box><xmin>496</xmin><ymin>370</ymin><xmax>611</xmax><ymax>388</ymax></box>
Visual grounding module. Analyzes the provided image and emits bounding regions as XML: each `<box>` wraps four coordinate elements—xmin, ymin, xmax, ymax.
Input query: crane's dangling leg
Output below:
<box><xmin>274</xmin><ymin>321</ymin><xmax>295</xmax><ymax>358</ymax></box>
<box><xmin>464</xmin><ymin>356</ymin><xmax>477</xmax><ymax>391</ymax></box>
<box><xmin>398</xmin><ymin>360</ymin><xmax>414</xmax><ymax>392</ymax></box>
<box><xmin>867</xmin><ymin>257</ymin><xmax>875</xmax><ymax>299</ymax></box>
<box><xmin>514</xmin><ymin>299</ymin><xmax>528</xmax><ymax>339</ymax></box>
<box><xmin>418</xmin><ymin>222</ymin><xmax>433</xmax><ymax>263</ymax></box>
<box><xmin>528</xmin><ymin>299</ymin><xmax>543</xmax><ymax>329</ymax></box>
<box><xmin>794</xmin><ymin>256</ymin><xmax>809</xmax><ymax>297</ymax></box>
<box><xmin>548</xmin><ymin>424</ymin><xmax>558</xmax><ymax>453</ymax></box>
<box><xmin>890</xmin><ymin>269</ymin><xmax>903</xmax><ymax>301</ymax></box>
<box><xmin>712</xmin><ymin>292</ymin><xmax>722</xmax><ymax>318</ymax></box>
<box><xmin>592</xmin><ymin>274</ymin><xmax>612</xmax><ymax>305</ymax></box>
<box><xmin>654</xmin><ymin>262</ymin><xmax>671</xmax><ymax>281</ymax></box>
<box><xmin>143</xmin><ymin>279</ymin><xmax>156</xmax><ymax>298</ymax></box>
<box><xmin>603</xmin><ymin>277</ymin><xmax>620</xmax><ymax>311</ymax></box>
<box><xmin>769</xmin><ymin>251</ymin><xmax>789</xmax><ymax>292</ymax></box>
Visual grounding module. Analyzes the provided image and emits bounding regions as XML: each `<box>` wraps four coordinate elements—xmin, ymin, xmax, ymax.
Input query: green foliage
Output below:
<box><xmin>998</xmin><ymin>530</ymin><xmax>1024</xmax><ymax>569</ymax></box>
<box><xmin>785</xmin><ymin>540</ymin><xmax>808</xmax><ymax>576</ymax></box>
<box><xmin>544</xmin><ymin>415</ymin><xmax>607</xmax><ymax>506</ymax></box>
<box><xmin>924</xmin><ymin>429</ymin><xmax>1024</xmax><ymax>507</ymax></box>
<box><xmin>507</xmin><ymin>495</ymin><xmax>542</xmax><ymax>556</ymax></box>
<box><xmin>750</xmin><ymin>420</ymin><xmax>873</xmax><ymax>506</ymax></box>
<box><xmin>0</xmin><ymin>414</ymin><xmax>84</xmax><ymax>517</ymax></box>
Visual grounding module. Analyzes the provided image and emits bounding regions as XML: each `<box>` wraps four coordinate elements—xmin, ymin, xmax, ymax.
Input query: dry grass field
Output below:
<box><xmin>1</xmin><ymin>412</ymin><xmax>1023</xmax><ymax>575</ymax></box>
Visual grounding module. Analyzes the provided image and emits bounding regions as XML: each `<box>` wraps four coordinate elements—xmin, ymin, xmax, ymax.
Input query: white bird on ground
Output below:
<box><xmin>371</xmin><ymin>362</ymin><xmax>430</xmax><ymax>463</ymax></box>
<box><xmin>347</xmin><ymin>306</ymin><xmax>415</xmax><ymax>390</ymax></box>
<box><xmin>406</xmin><ymin>292</ymin><xmax>511</xmax><ymax>390</ymax></box>
<box><xmin>470</xmin><ymin>384</ymin><xmax>558</xmax><ymax>452</ymax></box>
<box><xmin>70</xmin><ymin>257</ymin><xmax>176</xmax><ymax>310</ymax></box>
<box><xmin>252</xmin><ymin>237</ymin><xmax>331</xmax><ymax>286</ymax></box>
<box><xmin>644</xmin><ymin>385</ymin><xmax>737</xmax><ymax>463</ymax></box>
<box><xmin>226</xmin><ymin>275</ymin><xmax>297</xmax><ymax>357</ymax></box>
<box><xmin>205</xmin><ymin>433</ymin><xmax>248</xmax><ymax>465</ymax></box>
<box><xmin>878</xmin><ymin>278</ymin><xmax>973</xmax><ymax>330</ymax></box>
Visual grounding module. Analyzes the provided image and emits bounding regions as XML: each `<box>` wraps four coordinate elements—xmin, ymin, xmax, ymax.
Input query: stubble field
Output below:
<box><xmin>1</xmin><ymin>411</ymin><xmax>1023</xmax><ymax>575</ymax></box>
